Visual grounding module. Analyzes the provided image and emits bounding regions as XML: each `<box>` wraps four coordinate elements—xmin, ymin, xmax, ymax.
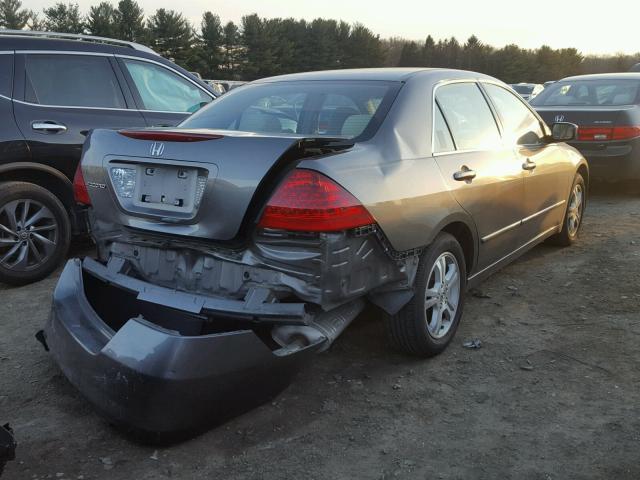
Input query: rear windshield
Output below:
<box><xmin>531</xmin><ymin>79</ymin><xmax>640</xmax><ymax>106</ymax></box>
<box><xmin>511</xmin><ymin>85</ymin><xmax>534</xmax><ymax>94</ymax></box>
<box><xmin>181</xmin><ymin>80</ymin><xmax>401</xmax><ymax>141</ymax></box>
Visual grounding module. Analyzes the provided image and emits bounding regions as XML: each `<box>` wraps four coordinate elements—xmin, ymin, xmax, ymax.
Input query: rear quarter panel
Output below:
<box><xmin>300</xmin><ymin>72</ymin><xmax>478</xmax><ymax>255</ymax></box>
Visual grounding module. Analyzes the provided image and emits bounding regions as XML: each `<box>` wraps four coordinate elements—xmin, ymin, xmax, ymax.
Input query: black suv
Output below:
<box><xmin>0</xmin><ymin>31</ymin><xmax>217</xmax><ymax>285</ymax></box>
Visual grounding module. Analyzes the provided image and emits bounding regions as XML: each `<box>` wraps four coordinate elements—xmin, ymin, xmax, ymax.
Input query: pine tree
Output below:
<box><xmin>0</xmin><ymin>0</ymin><xmax>30</xmax><ymax>29</ymax></box>
<box><xmin>148</xmin><ymin>8</ymin><xmax>194</xmax><ymax>68</ymax></box>
<box><xmin>86</xmin><ymin>2</ymin><xmax>117</xmax><ymax>38</ymax></box>
<box><xmin>115</xmin><ymin>0</ymin><xmax>145</xmax><ymax>42</ymax></box>
<box><xmin>197</xmin><ymin>12</ymin><xmax>223</xmax><ymax>78</ymax></box>
<box><xmin>221</xmin><ymin>21</ymin><xmax>239</xmax><ymax>78</ymax></box>
<box><xmin>42</xmin><ymin>3</ymin><xmax>84</xmax><ymax>33</ymax></box>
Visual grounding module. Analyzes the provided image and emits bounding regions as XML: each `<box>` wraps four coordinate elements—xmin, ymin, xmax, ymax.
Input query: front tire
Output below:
<box><xmin>0</xmin><ymin>181</ymin><xmax>71</xmax><ymax>286</ymax></box>
<box><xmin>548</xmin><ymin>172</ymin><xmax>586</xmax><ymax>247</ymax></box>
<box><xmin>384</xmin><ymin>232</ymin><xmax>467</xmax><ymax>357</ymax></box>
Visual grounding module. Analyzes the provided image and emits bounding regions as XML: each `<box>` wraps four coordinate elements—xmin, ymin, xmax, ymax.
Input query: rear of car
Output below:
<box><xmin>44</xmin><ymin>78</ymin><xmax>408</xmax><ymax>435</ymax></box>
<box><xmin>531</xmin><ymin>74</ymin><xmax>640</xmax><ymax>181</ymax></box>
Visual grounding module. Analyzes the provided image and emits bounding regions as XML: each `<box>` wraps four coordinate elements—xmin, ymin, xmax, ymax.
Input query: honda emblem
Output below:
<box><xmin>554</xmin><ymin>115</ymin><xmax>565</xmax><ymax>123</ymax></box>
<box><xmin>150</xmin><ymin>142</ymin><xmax>165</xmax><ymax>156</ymax></box>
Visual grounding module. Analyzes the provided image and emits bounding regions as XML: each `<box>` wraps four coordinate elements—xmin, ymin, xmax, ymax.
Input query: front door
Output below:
<box><xmin>434</xmin><ymin>82</ymin><xmax>526</xmax><ymax>273</ymax></box>
<box><xmin>13</xmin><ymin>53</ymin><xmax>146</xmax><ymax>180</ymax></box>
<box><xmin>482</xmin><ymin>83</ymin><xmax>568</xmax><ymax>240</ymax></box>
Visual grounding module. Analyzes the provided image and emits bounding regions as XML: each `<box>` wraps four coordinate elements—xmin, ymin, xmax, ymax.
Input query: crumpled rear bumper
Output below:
<box><xmin>44</xmin><ymin>258</ymin><xmax>323</xmax><ymax>437</ymax></box>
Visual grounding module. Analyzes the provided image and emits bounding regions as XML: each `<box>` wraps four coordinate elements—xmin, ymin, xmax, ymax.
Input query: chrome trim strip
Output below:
<box><xmin>12</xmin><ymin>98</ymin><xmax>192</xmax><ymax>115</ymax></box>
<box><xmin>469</xmin><ymin>225</ymin><xmax>560</xmax><ymax>281</ymax></box>
<box><xmin>481</xmin><ymin>219</ymin><xmax>521</xmax><ymax>243</ymax></box>
<box><xmin>0</xmin><ymin>51</ymin><xmax>13</xmax><ymax>54</ymax></box>
<box><xmin>13</xmin><ymin>98</ymin><xmax>132</xmax><ymax>112</ymax></box>
<box><xmin>17</xmin><ymin>49</ymin><xmax>110</xmax><ymax>56</ymax></box>
<box><xmin>521</xmin><ymin>200</ymin><xmax>565</xmax><ymax>224</ymax></box>
<box><xmin>481</xmin><ymin>200</ymin><xmax>565</xmax><ymax>243</ymax></box>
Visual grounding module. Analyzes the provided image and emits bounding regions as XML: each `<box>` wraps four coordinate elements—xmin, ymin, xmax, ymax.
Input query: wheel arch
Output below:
<box><xmin>438</xmin><ymin>218</ymin><xmax>477</xmax><ymax>275</ymax></box>
<box><xmin>0</xmin><ymin>162</ymin><xmax>74</xmax><ymax>213</ymax></box>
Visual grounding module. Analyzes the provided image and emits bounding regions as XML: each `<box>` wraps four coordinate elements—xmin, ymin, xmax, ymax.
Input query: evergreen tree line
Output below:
<box><xmin>1</xmin><ymin>0</ymin><xmax>638</xmax><ymax>82</ymax></box>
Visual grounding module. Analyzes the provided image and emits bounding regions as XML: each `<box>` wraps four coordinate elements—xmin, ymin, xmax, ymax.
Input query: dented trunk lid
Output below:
<box><xmin>81</xmin><ymin>128</ymin><xmax>352</xmax><ymax>242</ymax></box>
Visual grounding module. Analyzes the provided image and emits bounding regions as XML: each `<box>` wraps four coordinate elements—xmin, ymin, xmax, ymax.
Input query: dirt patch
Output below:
<box><xmin>1</xmin><ymin>187</ymin><xmax>639</xmax><ymax>480</ymax></box>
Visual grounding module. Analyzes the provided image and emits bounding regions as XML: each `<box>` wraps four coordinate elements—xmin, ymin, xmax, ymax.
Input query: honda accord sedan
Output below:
<box><xmin>531</xmin><ymin>73</ymin><xmax>640</xmax><ymax>182</ymax></box>
<box><xmin>43</xmin><ymin>68</ymin><xmax>588</xmax><ymax>436</ymax></box>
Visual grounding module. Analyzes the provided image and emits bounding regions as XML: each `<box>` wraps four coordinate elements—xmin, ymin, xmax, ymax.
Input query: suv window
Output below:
<box><xmin>25</xmin><ymin>54</ymin><xmax>126</xmax><ymax>108</ymax></box>
<box><xmin>122</xmin><ymin>59</ymin><xmax>212</xmax><ymax>113</ymax></box>
<box><xmin>0</xmin><ymin>54</ymin><xmax>13</xmax><ymax>98</ymax></box>
<box><xmin>484</xmin><ymin>83</ymin><xmax>544</xmax><ymax>145</ymax></box>
<box><xmin>435</xmin><ymin>83</ymin><xmax>501</xmax><ymax>151</ymax></box>
<box><xmin>433</xmin><ymin>103</ymin><xmax>455</xmax><ymax>153</ymax></box>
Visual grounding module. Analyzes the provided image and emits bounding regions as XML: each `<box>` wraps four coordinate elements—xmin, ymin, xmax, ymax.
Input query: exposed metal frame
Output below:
<box><xmin>0</xmin><ymin>29</ymin><xmax>157</xmax><ymax>56</ymax></box>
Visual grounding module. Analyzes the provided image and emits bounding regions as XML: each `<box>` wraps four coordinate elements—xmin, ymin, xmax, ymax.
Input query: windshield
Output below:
<box><xmin>181</xmin><ymin>80</ymin><xmax>401</xmax><ymax>140</ymax></box>
<box><xmin>511</xmin><ymin>85</ymin><xmax>534</xmax><ymax>94</ymax></box>
<box><xmin>531</xmin><ymin>79</ymin><xmax>640</xmax><ymax>106</ymax></box>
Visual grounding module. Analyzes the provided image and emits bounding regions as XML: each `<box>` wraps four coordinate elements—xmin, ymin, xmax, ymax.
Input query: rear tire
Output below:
<box><xmin>384</xmin><ymin>232</ymin><xmax>467</xmax><ymax>357</ymax></box>
<box><xmin>0</xmin><ymin>181</ymin><xmax>71</xmax><ymax>286</ymax></box>
<box><xmin>548</xmin><ymin>173</ymin><xmax>586</xmax><ymax>247</ymax></box>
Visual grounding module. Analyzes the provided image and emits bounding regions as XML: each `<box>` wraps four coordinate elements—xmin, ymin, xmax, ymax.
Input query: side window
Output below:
<box><xmin>25</xmin><ymin>54</ymin><xmax>126</xmax><ymax>108</ymax></box>
<box><xmin>433</xmin><ymin>103</ymin><xmax>455</xmax><ymax>153</ymax></box>
<box><xmin>435</xmin><ymin>83</ymin><xmax>501</xmax><ymax>151</ymax></box>
<box><xmin>0</xmin><ymin>54</ymin><xmax>13</xmax><ymax>98</ymax></box>
<box><xmin>122</xmin><ymin>59</ymin><xmax>212</xmax><ymax>113</ymax></box>
<box><xmin>484</xmin><ymin>83</ymin><xmax>544</xmax><ymax>145</ymax></box>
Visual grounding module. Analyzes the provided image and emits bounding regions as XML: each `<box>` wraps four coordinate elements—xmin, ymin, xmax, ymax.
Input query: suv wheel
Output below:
<box><xmin>384</xmin><ymin>232</ymin><xmax>467</xmax><ymax>357</ymax></box>
<box><xmin>0</xmin><ymin>181</ymin><xmax>71</xmax><ymax>285</ymax></box>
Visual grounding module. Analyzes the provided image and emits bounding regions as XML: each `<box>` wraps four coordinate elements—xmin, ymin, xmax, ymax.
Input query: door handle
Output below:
<box><xmin>522</xmin><ymin>159</ymin><xmax>537</xmax><ymax>171</ymax></box>
<box><xmin>453</xmin><ymin>166</ymin><xmax>477</xmax><ymax>182</ymax></box>
<box><xmin>32</xmin><ymin>121</ymin><xmax>67</xmax><ymax>133</ymax></box>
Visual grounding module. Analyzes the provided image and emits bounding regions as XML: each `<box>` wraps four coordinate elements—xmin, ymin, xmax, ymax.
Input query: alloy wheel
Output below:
<box><xmin>0</xmin><ymin>199</ymin><xmax>59</xmax><ymax>271</ymax></box>
<box><xmin>567</xmin><ymin>183</ymin><xmax>584</xmax><ymax>237</ymax></box>
<box><xmin>424</xmin><ymin>252</ymin><xmax>461</xmax><ymax>339</ymax></box>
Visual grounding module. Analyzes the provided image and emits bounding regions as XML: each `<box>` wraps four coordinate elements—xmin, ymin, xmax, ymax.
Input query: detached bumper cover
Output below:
<box><xmin>44</xmin><ymin>258</ymin><xmax>322</xmax><ymax>435</ymax></box>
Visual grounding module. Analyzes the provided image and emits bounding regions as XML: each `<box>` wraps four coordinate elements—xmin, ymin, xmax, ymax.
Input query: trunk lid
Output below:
<box><xmin>535</xmin><ymin>105</ymin><xmax>635</xmax><ymax>129</ymax></box>
<box><xmin>81</xmin><ymin>128</ymin><xmax>352</xmax><ymax>243</ymax></box>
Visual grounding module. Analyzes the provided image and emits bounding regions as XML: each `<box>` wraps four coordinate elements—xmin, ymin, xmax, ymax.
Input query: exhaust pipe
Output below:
<box><xmin>272</xmin><ymin>298</ymin><xmax>365</xmax><ymax>353</ymax></box>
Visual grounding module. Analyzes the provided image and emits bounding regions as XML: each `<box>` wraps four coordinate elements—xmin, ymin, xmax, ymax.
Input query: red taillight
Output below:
<box><xmin>73</xmin><ymin>165</ymin><xmax>91</xmax><ymax>205</ymax></box>
<box><xmin>612</xmin><ymin>126</ymin><xmax>640</xmax><ymax>140</ymax></box>
<box><xmin>118</xmin><ymin>130</ymin><xmax>223</xmax><ymax>142</ymax></box>
<box><xmin>578</xmin><ymin>125</ymin><xmax>640</xmax><ymax>141</ymax></box>
<box><xmin>258</xmin><ymin>169</ymin><xmax>374</xmax><ymax>232</ymax></box>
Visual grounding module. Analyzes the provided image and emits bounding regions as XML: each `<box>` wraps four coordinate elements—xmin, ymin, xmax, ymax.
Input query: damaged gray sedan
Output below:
<box><xmin>44</xmin><ymin>68</ymin><xmax>588</xmax><ymax>436</ymax></box>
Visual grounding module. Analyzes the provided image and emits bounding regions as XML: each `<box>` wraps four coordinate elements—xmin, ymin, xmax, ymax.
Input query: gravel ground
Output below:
<box><xmin>1</xmin><ymin>186</ymin><xmax>639</xmax><ymax>480</ymax></box>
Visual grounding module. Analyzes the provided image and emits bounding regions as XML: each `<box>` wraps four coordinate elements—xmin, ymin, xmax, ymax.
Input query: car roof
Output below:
<box><xmin>253</xmin><ymin>68</ymin><xmax>497</xmax><ymax>84</ymax></box>
<box><xmin>559</xmin><ymin>72</ymin><xmax>640</xmax><ymax>82</ymax></box>
<box><xmin>0</xmin><ymin>34</ymin><xmax>158</xmax><ymax>61</ymax></box>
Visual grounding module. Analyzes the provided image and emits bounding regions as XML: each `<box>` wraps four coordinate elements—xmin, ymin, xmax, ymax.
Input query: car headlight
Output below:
<box><xmin>110</xmin><ymin>167</ymin><xmax>137</xmax><ymax>198</ymax></box>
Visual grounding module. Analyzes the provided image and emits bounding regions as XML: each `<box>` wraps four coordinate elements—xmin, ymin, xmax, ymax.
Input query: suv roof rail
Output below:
<box><xmin>0</xmin><ymin>29</ymin><xmax>158</xmax><ymax>55</ymax></box>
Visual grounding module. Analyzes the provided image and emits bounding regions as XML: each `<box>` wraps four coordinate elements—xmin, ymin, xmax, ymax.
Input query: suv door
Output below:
<box><xmin>13</xmin><ymin>53</ymin><xmax>146</xmax><ymax>180</ymax></box>
<box><xmin>482</xmin><ymin>83</ymin><xmax>568</xmax><ymax>240</ymax></box>
<box><xmin>433</xmin><ymin>82</ymin><xmax>526</xmax><ymax>273</ymax></box>
<box><xmin>117</xmin><ymin>57</ymin><xmax>214</xmax><ymax>127</ymax></box>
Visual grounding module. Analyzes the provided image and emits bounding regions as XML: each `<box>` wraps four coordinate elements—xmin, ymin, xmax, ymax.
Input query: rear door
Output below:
<box><xmin>13</xmin><ymin>52</ymin><xmax>146</xmax><ymax>180</ymax></box>
<box><xmin>482</xmin><ymin>83</ymin><xmax>568</xmax><ymax>240</ymax></box>
<box><xmin>116</xmin><ymin>57</ymin><xmax>215</xmax><ymax>128</ymax></box>
<box><xmin>433</xmin><ymin>81</ymin><xmax>526</xmax><ymax>272</ymax></box>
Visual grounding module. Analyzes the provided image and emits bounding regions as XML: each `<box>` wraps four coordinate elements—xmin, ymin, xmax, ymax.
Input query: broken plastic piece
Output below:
<box><xmin>462</xmin><ymin>339</ymin><xmax>482</xmax><ymax>349</ymax></box>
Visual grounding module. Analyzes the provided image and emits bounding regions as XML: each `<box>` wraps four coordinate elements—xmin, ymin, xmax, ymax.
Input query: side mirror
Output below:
<box><xmin>551</xmin><ymin>122</ymin><xmax>578</xmax><ymax>142</ymax></box>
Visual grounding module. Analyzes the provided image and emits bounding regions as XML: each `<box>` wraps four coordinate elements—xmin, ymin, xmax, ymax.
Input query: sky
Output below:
<box><xmin>28</xmin><ymin>0</ymin><xmax>640</xmax><ymax>55</ymax></box>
